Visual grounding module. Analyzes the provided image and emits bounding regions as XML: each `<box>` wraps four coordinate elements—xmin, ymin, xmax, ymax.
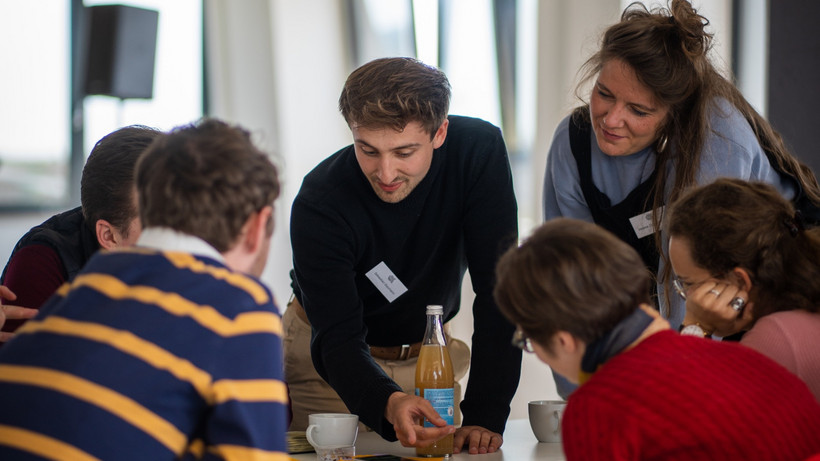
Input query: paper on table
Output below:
<box><xmin>287</xmin><ymin>431</ymin><xmax>314</xmax><ymax>454</ymax></box>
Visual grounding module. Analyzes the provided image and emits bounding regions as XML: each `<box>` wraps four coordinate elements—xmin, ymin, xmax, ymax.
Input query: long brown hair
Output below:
<box><xmin>668</xmin><ymin>179</ymin><xmax>820</xmax><ymax>320</ymax></box>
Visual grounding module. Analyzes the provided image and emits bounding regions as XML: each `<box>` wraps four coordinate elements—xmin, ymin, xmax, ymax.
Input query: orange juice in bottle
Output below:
<box><xmin>415</xmin><ymin>305</ymin><xmax>454</xmax><ymax>458</ymax></box>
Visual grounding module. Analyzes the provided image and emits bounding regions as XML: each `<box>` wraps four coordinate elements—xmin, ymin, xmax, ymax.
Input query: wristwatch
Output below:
<box><xmin>680</xmin><ymin>323</ymin><xmax>712</xmax><ymax>338</ymax></box>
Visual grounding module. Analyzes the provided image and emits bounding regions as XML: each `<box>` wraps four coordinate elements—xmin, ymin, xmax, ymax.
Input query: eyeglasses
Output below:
<box><xmin>511</xmin><ymin>327</ymin><xmax>534</xmax><ymax>353</ymax></box>
<box><xmin>672</xmin><ymin>277</ymin><xmax>691</xmax><ymax>300</ymax></box>
<box><xmin>672</xmin><ymin>277</ymin><xmax>710</xmax><ymax>300</ymax></box>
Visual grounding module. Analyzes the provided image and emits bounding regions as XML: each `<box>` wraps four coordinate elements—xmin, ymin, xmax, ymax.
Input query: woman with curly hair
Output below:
<box><xmin>668</xmin><ymin>178</ymin><xmax>820</xmax><ymax>402</ymax></box>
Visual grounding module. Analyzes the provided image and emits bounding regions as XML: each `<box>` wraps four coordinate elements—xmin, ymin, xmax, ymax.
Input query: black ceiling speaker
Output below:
<box><xmin>83</xmin><ymin>4</ymin><xmax>159</xmax><ymax>99</ymax></box>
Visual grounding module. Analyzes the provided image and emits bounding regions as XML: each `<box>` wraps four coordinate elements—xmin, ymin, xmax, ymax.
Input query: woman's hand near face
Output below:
<box><xmin>684</xmin><ymin>280</ymin><xmax>754</xmax><ymax>337</ymax></box>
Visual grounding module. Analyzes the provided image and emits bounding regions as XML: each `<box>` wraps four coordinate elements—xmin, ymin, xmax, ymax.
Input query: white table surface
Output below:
<box><xmin>290</xmin><ymin>419</ymin><xmax>566</xmax><ymax>460</ymax></box>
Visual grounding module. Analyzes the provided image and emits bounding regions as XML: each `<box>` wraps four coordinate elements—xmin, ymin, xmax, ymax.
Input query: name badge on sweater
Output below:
<box><xmin>366</xmin><ymin>261</ymin><xmax>408</xmax><ymax>302</ymax></box>
<box><xmin>629</xmin><ymin>206</ymin><xmax>665</xmax><ymax>239</ymax></box>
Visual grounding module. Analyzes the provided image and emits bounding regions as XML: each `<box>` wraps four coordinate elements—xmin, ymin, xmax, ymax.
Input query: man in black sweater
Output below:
<box><xmin>287</xmin><ymin>57</ymin><xmax>521</xmax><ymax>455</ymax></box>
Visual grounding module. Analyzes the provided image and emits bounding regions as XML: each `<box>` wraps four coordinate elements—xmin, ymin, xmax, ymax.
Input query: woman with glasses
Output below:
<box><xmin>668</xmin><ymin>178</ymin><xmax>820</xmax><ymax>402</ymax></box>
<box><xmin>494</xmin><ymin>217</ymin><xmax>820</xmax><ymax>460</ymax></box>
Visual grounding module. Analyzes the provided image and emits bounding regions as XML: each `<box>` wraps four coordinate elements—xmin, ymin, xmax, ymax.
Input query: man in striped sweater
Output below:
<box><xmin>0</xmin><ymin>119</ymin><xmax>289</xmax><ymax>460</ymax></box>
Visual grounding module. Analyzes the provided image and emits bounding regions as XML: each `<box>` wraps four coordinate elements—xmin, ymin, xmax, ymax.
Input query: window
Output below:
<box><xmin>0</xmin><ymin>1</ymin><xmax>71</xmax><ymax>207</ymax></box>
<box><xmin>0</xmin><ymin>0</ymin><xmax>203</xmax><ymax>209</ymax></box>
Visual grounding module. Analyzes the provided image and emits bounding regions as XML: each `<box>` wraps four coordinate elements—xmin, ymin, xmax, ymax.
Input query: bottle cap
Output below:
<box><xmin>426</xmin><ymin>305</ymin><xmax>443</xmax><ymax>315</ymax></box>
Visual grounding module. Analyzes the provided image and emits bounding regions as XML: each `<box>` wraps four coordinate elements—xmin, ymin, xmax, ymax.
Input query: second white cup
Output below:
<box><xmin>528</xmin><ymin>400</ymin><xmax>566</xmax><ymax>443</ymax></box>
<box><xmin>305</xmin><ymin>413</ymin><xmax>359</xmax><ymax>449</ymax></box>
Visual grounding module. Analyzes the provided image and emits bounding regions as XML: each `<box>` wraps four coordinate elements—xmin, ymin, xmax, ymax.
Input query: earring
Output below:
<box><xmin>656</xmin><ymin>134</ymin><xmax>668</xmax><ymax>152</ymax></box>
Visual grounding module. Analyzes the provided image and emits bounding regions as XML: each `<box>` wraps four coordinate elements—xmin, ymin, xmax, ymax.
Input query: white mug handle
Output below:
<box><xmin>305</xmin><ymin>424</ymin><xmax>320</xmax><ymax>448</ymax></box>
<box><xmin>553</xmin><ymin>408</ymin><xmax>565</xmax><ymax>435</ymax></box>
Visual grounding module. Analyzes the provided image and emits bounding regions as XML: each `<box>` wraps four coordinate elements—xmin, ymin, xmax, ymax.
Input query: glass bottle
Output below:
<box><xmin>414</xmin><ymin>305</ymin><xmax>454</xmax><ymax>458</ymax></box>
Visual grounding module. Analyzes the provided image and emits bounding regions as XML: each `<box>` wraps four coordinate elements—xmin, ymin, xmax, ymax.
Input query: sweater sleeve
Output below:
<box><xmin>542</xmin><ymin>116</ymin><xmax>594</xmax><ymax>222</ymax></box>
<box><xmin>458</xmin><ymin>125</ymin><xmax>522</xmax><ymax>434</ymax></box>
<box><xmin>290</xmin><ymin>195</ymin><xmax>402</xmax><ymax>439</ymax></box>
<box><xmin>1</xmin><ymin>244</ymin><xmax>66</xmax><ymax>334</ymax></box>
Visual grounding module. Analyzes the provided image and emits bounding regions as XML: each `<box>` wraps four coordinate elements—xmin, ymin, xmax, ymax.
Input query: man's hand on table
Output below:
<box><xmin>385</xmin><ymin>391</ymin><xmax>454</xmax><ymax>448</ymax></box>
<box><xmin>454</xmin><ymin>425</ymin><xmax>503</xmax><ymax>454</ymax></box>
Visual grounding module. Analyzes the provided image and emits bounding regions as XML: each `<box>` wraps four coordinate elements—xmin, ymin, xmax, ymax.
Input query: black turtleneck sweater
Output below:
<box><xmin>290</xmin><ymin>115</ymin><xmax>521</xmax><ymax>440</ymax></box>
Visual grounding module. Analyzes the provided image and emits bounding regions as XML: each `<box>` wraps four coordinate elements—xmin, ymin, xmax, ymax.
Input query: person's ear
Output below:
<box><xmin>431</xmin><ymin>119</ymin><xmax>449</xmax><ymax>149</ymax></box>
<box><xmin>95</xmin><ymin>219</ymin><xmax>119</xmax><ymax>250</ymax></box>
<box><xmin>554</xmin><ymin>331</ymin><xmax>581</xmax><ymax>354</ymax></box>
<box><xmin>730</xmin><ymin>267</ymin><xmax>753</xmax><ymax>292</ymax></box>
<box><xmin>243</xmin><ymin>206</ymin><xmax>273</xmax><ymax>253</ymax></box>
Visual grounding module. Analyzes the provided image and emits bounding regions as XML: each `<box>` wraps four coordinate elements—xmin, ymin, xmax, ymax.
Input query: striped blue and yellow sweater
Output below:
<box><xmin>0</xmin><ymin>242</ymin><xmax>288</xmax><ymax>460</ymax></box>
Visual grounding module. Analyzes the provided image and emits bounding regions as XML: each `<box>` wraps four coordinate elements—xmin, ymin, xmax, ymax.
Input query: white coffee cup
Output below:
<box><xmin>305</xmin><ymin>413</ymin><xmax>359</xmax><ymax>449</ymax></box>
<box><xmin>528</xmin><ymin>400</ymin><xmax>566</xmax><ymax>443</ymax></box>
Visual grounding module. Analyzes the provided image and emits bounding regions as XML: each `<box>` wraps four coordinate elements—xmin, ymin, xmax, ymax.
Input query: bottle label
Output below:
<box><xmin>416</xmin><ymin>388</ymin><xmax>455</xmax><ymax>426</ymax></box>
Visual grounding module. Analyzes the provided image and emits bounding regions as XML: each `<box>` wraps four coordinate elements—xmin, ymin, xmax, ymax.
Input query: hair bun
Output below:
<box><xmin>669</xmin><ymin>0</ymin><xmax>711</xmax><ymax>58</ymax></box>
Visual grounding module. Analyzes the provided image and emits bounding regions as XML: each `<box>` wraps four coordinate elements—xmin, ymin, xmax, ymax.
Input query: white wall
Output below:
<box><xmin>204</xmin><ymin>0</ymin><xmax>352</xmax><ymax>307</ymax></box>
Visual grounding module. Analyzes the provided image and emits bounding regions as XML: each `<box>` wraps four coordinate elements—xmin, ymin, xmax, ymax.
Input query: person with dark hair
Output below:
<box><xmin>542</xmin><ymin>0</ymin><xmax>820</xmax><ymax>398</ymax></box>
<box><xmin>668</xmin><ymin>178</ymin><xmax>820</xmax><ymax>401</ymax></box>
<box><xmin>0</xmin><ymin>125</ymin><xmax>161</xmax><ymax>338</ymax></box>
<box><xmin>0</xmin><ymin>118</ymin><xmax>287</xmax><ymax>459</ymax></box>
<box><xmin>287</xmin><ymin>57</ymin><xmax>520</xmax><ymax>454</ymax></box>
<box><xmin>494</xmin><ymin>218</ymin><xmax>820</xmax><ymax>460</ymax></box>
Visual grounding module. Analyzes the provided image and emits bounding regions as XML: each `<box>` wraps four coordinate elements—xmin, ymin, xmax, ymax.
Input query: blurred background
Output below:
<box><xmin>1</xmin><ymin>0</ymin><xmax>815</xmax><ymax>419</ymax></box>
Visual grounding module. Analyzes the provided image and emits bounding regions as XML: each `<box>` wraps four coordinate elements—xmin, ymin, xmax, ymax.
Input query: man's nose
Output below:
<box><xmin>376</xmin><ymin>156</ymin><xmax>396</xmax><ymax>182</ymax></box>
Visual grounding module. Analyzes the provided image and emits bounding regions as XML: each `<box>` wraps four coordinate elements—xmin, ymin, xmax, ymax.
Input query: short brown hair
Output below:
<box><xmin>135</xmin><ymin>118</ymin><xmax>280</xmax><ymax>252</ymax></box>
<box><xmin>81</xmin><ymin>125</ymin><xmax>161</xmax><ymax>236</ymax></box>
<box><xmin>338</xmin><ymin>57</ymin><xmax>451</xmax><ymax>138</ymax></box>
<box><xmin>494</xmin><ymin>218</ymin><xmax>652</xmax><ymax>351</ymax></box>
<box><xmin>667</xmin><ymin>178</ymin><xmax>820</xmax><ymax>320</ymax></box>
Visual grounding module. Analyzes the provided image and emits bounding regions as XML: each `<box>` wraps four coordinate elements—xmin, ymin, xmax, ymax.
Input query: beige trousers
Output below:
<box><xmin>283</xmin><ymin>303</ymin><xmax>470</xmax><ymax>431</ymax></box>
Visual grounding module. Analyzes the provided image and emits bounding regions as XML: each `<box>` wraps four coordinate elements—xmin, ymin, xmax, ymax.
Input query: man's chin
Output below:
<box><xmin>373</xmin><ymin>186</ymin><xmax>408</xmax><ymax>203</ymax></box>
<box><xmin>376</xmin><ymin>192</ymin><xmax>405</xmax><ymax>203</ymax></box>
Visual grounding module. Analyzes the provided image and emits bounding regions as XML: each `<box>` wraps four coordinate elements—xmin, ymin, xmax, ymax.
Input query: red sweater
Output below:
<box><xmin>562</xmin><ymin>330</ymin><xmax>820</xmax><ymax>460</ymax></box>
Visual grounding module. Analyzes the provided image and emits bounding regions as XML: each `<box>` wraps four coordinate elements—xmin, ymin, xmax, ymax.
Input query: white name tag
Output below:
<box><xmin>629</xmin><ymin>206</ymin><xmax>665</xmax><ymax>239</ymax></box>
<box><xmin>365</xmin><ymin>261</ymin><xmax>408</xmax><ymax>302</ymax></box>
